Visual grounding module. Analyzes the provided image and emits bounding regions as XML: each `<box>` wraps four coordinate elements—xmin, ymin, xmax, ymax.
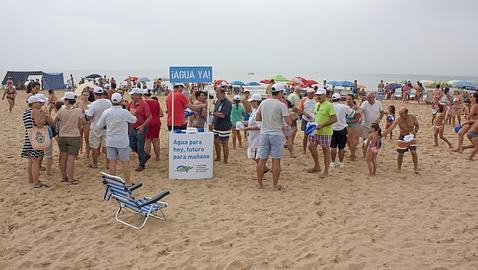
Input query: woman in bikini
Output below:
<box><xmin>433</xmin><ymin>104</ymin><xmax>452</xmax><ymax>148</ymax></box>
<box><xmin>76</xmin><ymin>88</ymin><xmax>91</xmax><ymax>161</ymax></box>
<box><xmin>454</xmin><ymin>93</ymin><xmax>478</xmax><ymax>153</ymax></box>
<box><xmin>450</xmin><ymin>90</ymin><xmax>463</xmax><ymax>127</ymax></box>
<box><xmin>345</xmin><ymin>94</ymin><xmax>362</xmax><ymax>161</ymax></box>
<box><xmin>2</xmin><ymin>79</ymin><xmax>17</xmax><ymax>113</ymax></box>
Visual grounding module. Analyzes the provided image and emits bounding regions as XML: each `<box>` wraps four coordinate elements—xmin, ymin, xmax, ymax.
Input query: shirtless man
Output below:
<box><xmin>453</xmin><ymin>93</ymin><xmax>478</xmax><ymax>153</ymax></box>
<box><xmin>382</xmin><ymin>108</ymin><xmax>420</xmax><ymax>174</ymax></box>
<box><xmin>462</xmin><ymin>120</ymin><xmax>478</xmax><ymax>160</ymax></box>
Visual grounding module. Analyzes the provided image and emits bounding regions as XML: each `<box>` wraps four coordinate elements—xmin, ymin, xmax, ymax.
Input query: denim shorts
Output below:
<box><xmin>257</xmin><ymin>134</ymin><xmax>285</xmax><ymax>160</ymax></box>
<box><xmin>107</xmin><ymin>147</ymin><xmax>130</xmax><ymax>161</ymax></box>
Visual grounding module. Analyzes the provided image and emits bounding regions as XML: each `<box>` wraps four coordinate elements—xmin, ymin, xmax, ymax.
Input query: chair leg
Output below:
<box><xmin>150</xmin><ymin>209</ymin><xmax>166</xmax><ymax>221</ymax></box>
<box><xmin>114</xmin><ymin>205</ymin><xmax>149</xmax><ymax>230</ymax></box>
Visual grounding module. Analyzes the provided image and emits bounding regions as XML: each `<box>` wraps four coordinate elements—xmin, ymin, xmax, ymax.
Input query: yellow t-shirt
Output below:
<box><xmin>313</xmin><ymin>101</ymin><xmax>336</xmax><ymax>136</ymax></box>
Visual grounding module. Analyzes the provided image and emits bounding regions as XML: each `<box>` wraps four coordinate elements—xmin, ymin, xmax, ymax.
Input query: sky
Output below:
<box><xmin>1</xmin><ymin>0</ymin><xmax>477</xmax><ymax>77</ymax></box>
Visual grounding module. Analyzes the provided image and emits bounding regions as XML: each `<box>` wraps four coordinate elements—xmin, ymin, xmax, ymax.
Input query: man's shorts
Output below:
<box><xmin>331</xmin><ymin>128</ymin><xmax>348</xmax><ymax>149</ymax></box>
<box><xmin>308</xmin><ymin>134</ymin><xmax>332</xmax><ymax>148</ymax></box>
<box><xmin>107</xmin><ymin>147</ymin><xmax>130</xmax><ymax>161</ymax></box>
<box><xmin>58</xmin><ymin>136</ymin><xmax>81</xmax><ymax>156</ymax></box>
<box><xmin>360</xmin><ymin>124</ymin><xmax>370</xmax><ymax>139</ymax></box>
<box><xmin>89</xmin><ymin>128</ymin><xmax>106</xmax><ymax>148</ymax></box>
<box><xmin>257</xmin><ymin>134</ymin><xmax>285</xmax><ymax>160</ymax></box>
<box><xmin>213</xmin><ymin>129</ymin><xmax>231</xmax><ymax>141</ymax></box>
<box><xmin>397</xmin><ymin>135</ymin><xmax>417</xmax><ymax>153</ymax></box>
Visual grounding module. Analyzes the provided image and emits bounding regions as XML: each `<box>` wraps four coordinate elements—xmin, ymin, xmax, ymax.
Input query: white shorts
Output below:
<box><xmin>89</xmin><ymin>128</ymin><xmax>106</xmax><ymax>148</ymax></box>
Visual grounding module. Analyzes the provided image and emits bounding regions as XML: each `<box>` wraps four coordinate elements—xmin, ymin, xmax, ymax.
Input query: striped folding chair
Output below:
<box><xmin>100</xmin><ymin>172</ymin><xmax>170</xmax><ymax>229</ymax></box>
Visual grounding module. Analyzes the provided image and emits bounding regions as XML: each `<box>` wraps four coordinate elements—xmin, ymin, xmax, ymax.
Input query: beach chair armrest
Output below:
<box><xmin>139</xmin><ymin>191</ymin><xmax>170</xmax><ymax>207</ymax></box>
<box><xmin>127</xmin><ymin>182</ymin><xmax>143</xmax><ymax>192</ymax></box>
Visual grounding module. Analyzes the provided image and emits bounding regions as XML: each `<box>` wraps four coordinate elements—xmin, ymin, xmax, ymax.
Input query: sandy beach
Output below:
<box><xmin>1</xmin><ymin>91</ymin><xmax>477</xmax><ymax>270</ymax></box>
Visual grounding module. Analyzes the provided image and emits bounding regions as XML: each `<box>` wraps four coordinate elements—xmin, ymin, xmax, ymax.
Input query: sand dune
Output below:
<box><xmin>1</xmin><ymin>92</ymin><xmax>477</xmax><ymax>270</ymax></box>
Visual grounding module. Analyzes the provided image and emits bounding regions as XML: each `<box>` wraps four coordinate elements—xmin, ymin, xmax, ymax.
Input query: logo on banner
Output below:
<box><xmin>175</xmin><ymin>165</ymin><xmax>193</xmax><ymax>173</ymax></box>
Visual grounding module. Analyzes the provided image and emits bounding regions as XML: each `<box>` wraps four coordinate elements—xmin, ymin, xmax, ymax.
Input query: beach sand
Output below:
<box><xmin>1</xmin><ymin>92</ymin><xmax>477</xmax><ymax>270</ymax></box>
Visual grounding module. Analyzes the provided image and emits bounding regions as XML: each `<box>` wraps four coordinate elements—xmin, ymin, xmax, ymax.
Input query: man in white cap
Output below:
<box><xmin>255</xmin><ymin>83</ymin><xmax>291</xmax><ymax>191</ymax></box>
<box><xmin>307</xmin><ymin>88</ymin><xmax>336</xmax><ymax>177</ymax></box>
<box><xmin>298</xmin><ymin>88</ymin><xmax>318</xmax><ymax>154</ymax></box>
<box><xmin>96</xmin><ymin>93</ymin><xmax>137</xmax><ymax>184</ymax></box>
<box><xmin>360</xmin><ymin>92</ymin><xmax>383</xmax><ymax>155</ymax></box>
<box><xmin>330</xmin><ymin>93</ymin><xmax>353</xmax><ymax>168</ymax></box>
<box><xmin>128</xmin><ymin>87</ymin><xmax>152</xmax><ymax>171</ymax></box>
<box><xmin>86</xmin><ymin>87</ymin><xmax>112</xmax><ymax>168</ymax></box>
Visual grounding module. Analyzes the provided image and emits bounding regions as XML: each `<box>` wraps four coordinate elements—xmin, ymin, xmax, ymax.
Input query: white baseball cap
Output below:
<box><xmin>130</xmin><ymin>88</ymin><xmax>142</xmax><ymax>95</ymax></box>
<box><xmin>306</xmin><ymin>88</ymin><xmax>316</xmax><ymax>93</ymax></box>
<box><xmin>27</xmin><ymin>94</ymin><xmax>47</xmax><ymax>104</ymax></box>
<box><xmin>111</xmin><ymin>93</ymin><xmax>123</xmax><ymax>103</ymax></box>
<box><xmin>219</xmin><ymin>82</ymin><xmax>228</xmax><ymax>88</ymax></box>
<box><xmin>142</xmin><ymin>89</ymin><xmax>150</xmax><ymax>95</ymax></box>
<box><xmin>248</xmin><ymin>94</ymin><xmax>262</xmax><ymax>102</ymax></box>
<box><xmin>233</xmin><ymin>95</ymin><xmax>241</xmax><ymax>101</ymax></box>
<box><xmin>271</xmin><ymin>83</ymin><xmax>285</xmax><ymax>93</ymax></box>
<box><xmin>64</xmin><ymin>92</ymin><xmax>76</xmax><ymax>100</ymax></box>
<box><xmin>94</xmin><ymin>87</ymin><xmax>104</xmax><ymax>94</ymax></box>
<box><xmin>315</xmin><ymin>88</ymin><xmax>326</xmax><ymax>95</ymax></box>
<box><xmin>331</xmin><ymin>93</ymin><xmax>341</xmax><ymax>100</ymax></box>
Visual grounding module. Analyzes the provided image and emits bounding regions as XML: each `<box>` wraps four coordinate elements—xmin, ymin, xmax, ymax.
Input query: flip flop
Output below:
<box><xmin>61</xmin><ymin>177</ymin><xmax>69</xmax><ymax>182</ymax></box>
<box><xmin>33</xmin><ymin>183</ymin><xmax>50</xmax><ymax>188</ymax></box>
<box><xmin>67</xmin><ymin>180</ymin><xmax>80</xmax><ymax>185</ymax></box>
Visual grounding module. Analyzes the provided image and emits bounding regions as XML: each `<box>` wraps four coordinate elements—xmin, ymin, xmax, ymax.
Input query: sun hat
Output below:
<box><xmin>94</xmin><ymin>87</ymin><xmax>104</xmax><ymax>94</ymax></box>
<box><xmin>130</xmin><ymin>88</ymin><xmax>142</xmax><ymax>95</ymax></box>
<box><xmin>27</xmin><ymin>94</ymin><xmax>47</xmax><ymax>104</ymax></box>
<box><xmin>248</xmin><ymin>94</ymin><xmax>262</xmax><ymax>102</ymax></box>
<box><xmin>64</xmin><ymin>92</ymin><xmax>76</xmax><ymax>100</ymax></box>
<box><xmin>111</xmin><ymin>93</ymin><xmax>123</xmax><ymax>103</ymax></box>
<box><xmin>233</xmin><ymin>95</ymin><xmax>241</xmax><ymax>101</ymax></box>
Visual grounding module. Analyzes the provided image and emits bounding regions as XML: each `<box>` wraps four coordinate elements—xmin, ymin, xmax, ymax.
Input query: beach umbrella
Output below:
<box><xmin>214</xmin><ymin>79</ymin><xmax>228</xmax><ymax>85</ymax></box>
<box><xmin>306</xmin><ymin>80</ymin><xmax>318</xmax><ymax>86</ymax></box>
<box><xmin>327</xmin><ymin>81</ymin><xmax>340</xmax><ymax>87</ymax></box>
<box><xmin>385</xmin><ymin>83</ymin><xmax>402</xmax><ymax>90</ymax></box>
<box><xmin>448</xmin><ymin>80</ymin><xmax>476</xmax><ymax>89</ymax></box>
<box><xmin>245</xmin><ymin>82</ymin><xmax>261</xmax><ymax>86</ymax></box>
<box><xmin>425</xmin><ymin>81</ymin><xmax>451</xmax><ymax>89</ymax></box>
<box><xmin>338</xmin><ymin>81</ymin><xmax>354</xmax><ymax>87</ymax></box>
<box><xmin>139</xmin><ymin>77</ymin><xmax>150</xmax><ymax>82</ymax></box>
<box><xmin>85</xmin><ymin>74</ymin><xmax>101</xmax><ymax>79</ymax></box>
<box><xmin>124</xmin><ymin>76</ymin><xmax>139</xmax><ymax>81</ymax></box>
<box><xmin>270</xmin><ymin>75</ymin><xmax>289</xmax><ymax>82</ymax></box>
<box><xmin>260</xmin><ymin>79</ymin><xmax>272</xmax><ymax>84</ymax></box>
<box><xmin>230</xmin><ymin>80</ymin><xmax>246</xmax><ymax>86</ymax></box>
<box><xmin>75</xmin><ymin>82</ymin><xmax>96</xmax><ymax>95</ymax></box>
<box><xmin>291</xmin><ymin>77</ymin><xmax>308</xmax><ymax>85</ymax></box>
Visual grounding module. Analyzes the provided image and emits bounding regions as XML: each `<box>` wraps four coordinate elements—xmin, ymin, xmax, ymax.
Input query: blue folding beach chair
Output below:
<box><xmin>100</xmin><ymin>172</ymin><xmax>170</xmax><ymax>229</ymax></box>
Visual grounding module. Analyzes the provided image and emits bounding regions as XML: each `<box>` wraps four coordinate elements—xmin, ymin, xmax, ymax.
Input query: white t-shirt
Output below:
<box><xmin>86</xmin><ymin>98</ymin><xmax>112</xmax><ymax>130</ymax></box>
<box><xmin>332</xmin><ymin>102</ymin><xmax>353</xmax><ymax>131</ymax></box>
<box><xmin>360</xmin><ymin>100</ymin><xmax>382</xmax><ymax>127</ymax></box>
<box><xmin>96</xmin><ymin>106</ymin><xmax>137</xmax><ymax>148</ymax></box>
<box><xmin>256</xmin><ymin>98</ymin><xmax>289</xmax><ymax>136</ymax></box>
<box><xmin>302</xmin><ymin>97</ymin><xmax>316</xmax><ymax>122</ymax></box>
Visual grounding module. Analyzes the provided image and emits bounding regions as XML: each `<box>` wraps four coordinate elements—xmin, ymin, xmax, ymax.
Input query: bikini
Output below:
<box><xmin>6</xmin><ymin>88</ymin><xmax>15</xmax><ymax>100</ymax></box>
<box><xmin>467</xmin><ymin>131</ymin><xmax>478</xmax><ymax>140</ymax></box>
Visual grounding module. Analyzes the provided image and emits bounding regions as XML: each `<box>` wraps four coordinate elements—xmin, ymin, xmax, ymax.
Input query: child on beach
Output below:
<box><xmin>385</xmin><ymin>105</ymin><xmax>395</xmax><ymax>140</ymax></box>
<box><xmin>364</xmin><ymin>123</ymin><xmax>382</xmax><ymax>176</ymax></box>
<box><xmin>230</xmin><ymin>95</ymin><xmax>245</xmax><ymax>149</ymax></box>
<box><xmin>433</xmin><ymin>104</ymin><xmax>452</xmax><ymax>148</ymax></box>
<box><xmin>47</xmin><ymin>89</ymin><xmax>58</xmax><ymax>115</ymax></box>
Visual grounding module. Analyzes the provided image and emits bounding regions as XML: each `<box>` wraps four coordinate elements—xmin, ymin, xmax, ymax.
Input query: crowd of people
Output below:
<box><xmin>5</xmin><ymin>76</ymin><xmax>478</xmax><ymax>190</ymax></box>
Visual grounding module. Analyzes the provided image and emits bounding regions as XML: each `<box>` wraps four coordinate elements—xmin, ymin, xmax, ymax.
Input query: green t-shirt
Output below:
<box><xmin>313</xmin><ymin>101</ymin><xmax>336</xmax><ymax>136</ymax></box>
<box><xmin>230</xmin><ymin>104</ymin><xmax>245</xmax><ymax>125</ymax></box>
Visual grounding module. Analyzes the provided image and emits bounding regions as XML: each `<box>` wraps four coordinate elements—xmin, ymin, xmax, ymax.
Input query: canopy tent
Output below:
<box><xmin>2</xmin><ymin>71</ymin><xmax>65</xmax><ymax>89</ymax></box>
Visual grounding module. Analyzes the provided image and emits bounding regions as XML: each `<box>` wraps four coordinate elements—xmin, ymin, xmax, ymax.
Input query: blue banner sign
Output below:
<box><xmin>169</xmin><ymin>66</ymin><xmax>213</xmax><ymax>83</ymax></box>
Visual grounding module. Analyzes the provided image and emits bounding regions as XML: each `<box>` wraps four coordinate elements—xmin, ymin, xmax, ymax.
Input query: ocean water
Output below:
<box><xmin>2</xmin><ymin>69</ymin><xmax>477</xmax><ymax>90</ymax></box>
